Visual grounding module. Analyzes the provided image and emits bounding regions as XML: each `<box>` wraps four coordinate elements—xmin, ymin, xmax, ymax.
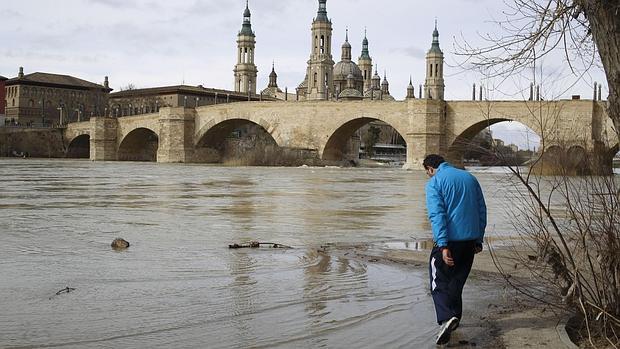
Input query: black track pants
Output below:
<box><xmin>428</xmin><ymin>240</ymin><xmax>476</xmax><ymax>325</ymax></box>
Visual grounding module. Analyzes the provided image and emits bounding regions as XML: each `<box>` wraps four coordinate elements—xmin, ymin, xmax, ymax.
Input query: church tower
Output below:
<box><xmin>234</xmin><ymin>1</ymin><xmax>258</xmax><ymax>94</ymax></box>
<box><xmin>407</xmin><ymin>76</ymin><xmax>415</xmax><ymax>99</ymax></box>
<box><xmin>305</xmin><ymin>0</ymin><xmax>335</xmax><ymax>100</ymax></box>
<box><xmin>424</xmin><ymin>22</ymin><xmax>445</xmax><ymax>100</ymax></box>
<box><xmin>358</xmin><ymin>30</ymin><xmax>373</xmax><ymax>91</ymax></box>
<box><xmin>268</xmin><ymin>62</ymin><xmax>278</xmax><ymax>88</ymax></box>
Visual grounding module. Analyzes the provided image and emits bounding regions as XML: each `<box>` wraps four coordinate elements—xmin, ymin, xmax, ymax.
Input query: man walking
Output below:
<box><xmin>423</xmin><ymin>154</ymin><xmax>487</xmax><ymax>345</ymax></box>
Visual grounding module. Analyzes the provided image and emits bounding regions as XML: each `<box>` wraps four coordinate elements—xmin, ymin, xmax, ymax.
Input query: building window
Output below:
<box><xmin>12</xmin><ymin>99</ymin><xmax>15</xmax><ymax>107</ymax></box>
<box><xmin>320</xmin><ymin>35</ymin><xmax>325</xmax><ymax>54</ymax></box>
<box><xmin>28</xmin><ymin>99</ymin><xmax>34</xmax><ymax>107</ymax></box>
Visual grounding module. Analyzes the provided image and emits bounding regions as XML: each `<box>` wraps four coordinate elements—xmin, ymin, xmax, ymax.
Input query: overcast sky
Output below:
<box><xmin>1</xmin><ymin>0</ymin><xmax>608</xmax><ymax>149</ymax></box>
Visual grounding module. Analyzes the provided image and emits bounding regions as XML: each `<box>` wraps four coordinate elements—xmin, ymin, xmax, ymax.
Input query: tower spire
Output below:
<box><xmin>381</xmin><ymin>70</ymin><xmax>390</xmax><ymax>95</ymax></box>
<box><xmin>240</xmin><ymin>0</ymin><xmax>253</xmax><ymax>35</ymax></box>
<box><xmin>407</xmin><ymin>75</ymin><xmax>415</xmax><ymax>99</ymax></box>
<box><xmin>431</xmin><ymin>19</ymin><xmax>440</xmax><ymax>50</ymax></box>
<box><xmin>425</xmin><ymin>21</ymin><xmax>445</xmax><ymax>100</ymax></box>
<box><xmin>268</xmin><ymin>61</ymin><xmax>278</xmax><ymax>88</ymax></box>
<box><xmin>316</xmin><ymin>0</ymin><xmax>329</xmax><ymax>22</ymax></box>
<box><xmin>234</xmin><ymin>0</ymin><xmax>258</xmax><ymax>94</ymax></box>
<box><xmin>360</xmin><ymin>28</ymin><xmax>370</xmax><ymax>59</ymax></box>
<box><xmin>341</xmin><ymin>28</ymin><xmax>352</xmax><ymax>61</ymax></box>
<box><xmin>303</xmin><ymin>0</ymin><xmax>334</xmax><ymax>100</ymax></box>
<box><xmin>358</xmin><ymin>27</ymin><xmax>372</xmax><ymax>91</ymax></box>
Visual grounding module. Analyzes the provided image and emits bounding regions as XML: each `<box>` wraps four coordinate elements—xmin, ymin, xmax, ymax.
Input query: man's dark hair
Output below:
<box><xmin>423</xmin><ymin>154</ymin><xmax>445</xmax><ymax>170</ymax></box>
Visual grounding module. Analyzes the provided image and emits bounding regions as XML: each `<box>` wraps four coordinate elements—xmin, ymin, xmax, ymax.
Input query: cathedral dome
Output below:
<box><xmin>333</xmin><ymin>60</ymin><xmax>363</xmax><ymax>82</ymax></box>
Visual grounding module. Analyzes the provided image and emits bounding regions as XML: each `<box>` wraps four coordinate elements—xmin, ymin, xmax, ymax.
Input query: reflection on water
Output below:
<box><xmin>0</xmin><ymin>159</ymin><xmax>521</xmax><ymax>348</ymax></box>
<box><xmin>383</xmin><ymin>240</ymin><xmax>435</xmax><ymax>251</ymax></box>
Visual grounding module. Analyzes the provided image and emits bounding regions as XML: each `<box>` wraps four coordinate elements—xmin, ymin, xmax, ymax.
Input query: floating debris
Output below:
<box><xmin>49</xmin><ymin>287</ymin><xmax>76</xmax><ymax>300</ymax></box>
<box><xmin>228</xmin><ymin>241</ymin><xmax>293</xmax><ymax>249</ymax></box>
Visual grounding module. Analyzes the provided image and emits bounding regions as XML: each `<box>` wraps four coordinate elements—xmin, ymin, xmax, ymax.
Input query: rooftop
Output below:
<box><xmin>110</xmin><ymin>85</ymin><xmax>276</xmax><ymax>100</ymax></box>
<box><xmin>6</xmin><ymin>72</ymin><xmax>108</xmax><ymax>90</ymax></box>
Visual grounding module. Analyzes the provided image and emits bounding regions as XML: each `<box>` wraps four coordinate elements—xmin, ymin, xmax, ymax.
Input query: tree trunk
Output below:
<box><xmin>580</xmin><ymin>0</ymin><xmax>620</xmax><ymax>144</ymax></box>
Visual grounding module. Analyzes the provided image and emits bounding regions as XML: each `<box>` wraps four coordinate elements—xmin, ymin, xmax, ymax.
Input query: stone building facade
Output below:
<box><xmin>4</xmin><ymin>67</ymin><xmax>111</xmax><ymax>126</ymax></box>
<box><xmin>0</xmin><ymin>75</ymin><xmax>7</xmax><ymax>119</ymax></box>
<box><xmin>108</xmin><ymin>85</ymin><xmax>270</xmax><ymax>117</ymax></box>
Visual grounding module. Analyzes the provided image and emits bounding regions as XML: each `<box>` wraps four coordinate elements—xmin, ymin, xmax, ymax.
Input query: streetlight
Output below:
<box><xmin>129</xmin><ymin>103</ymin><xmax>132</xmax><ymax>116</ymax></box>
<box><xmin>195</xmin><ymin>97</ymin><xmax>199</xmax><ymax>107</ymax></box>
<box><xmin>183</xmin><ymin>96</ymin><xmax>187</xmax><ymax>107</ymax></box>
<box><xmin>156</xmin><ymin>100</ymin><xmax>159</xmax><ymax>112</ymax></box>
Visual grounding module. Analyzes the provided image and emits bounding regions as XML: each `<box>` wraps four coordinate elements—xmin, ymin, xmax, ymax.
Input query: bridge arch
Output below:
<box><xmin>322</xmin><ymin>116</ymin><xmax>408</xmax><ymax>162</ymax></box>
<box><xmin>195</xmin><ymin>115</ymin><xmax>283</xmax><ymax>147</ymax></box>
<box><xmin>66</xmin><ymin>134</ymin><xmax>90</xmax><ymax>159</ymax></box>
<box><xmin>194</xmin><ymin>118</ymin><xmax>280</xmax><ymax>164</ymax></box>
<box><xmin>566</xmin><ymin>145</ymin><xmax>588</xmax><ymax>175</ymax></box>
<box><xmin>118</xmin><ymin>127</ymin><xmax>159</xmax><ymax>162</ymax></box>
<box><xmin>447</xmin><ymin>118</ymin><xmax>541</xmax><ymax>165</ymax></box>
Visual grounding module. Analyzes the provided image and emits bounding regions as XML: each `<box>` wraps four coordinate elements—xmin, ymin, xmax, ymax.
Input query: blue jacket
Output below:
<box><xmin>425</xmin><ymin>162</ymin><xmax>487</xmax><ymax>247</ymax></box>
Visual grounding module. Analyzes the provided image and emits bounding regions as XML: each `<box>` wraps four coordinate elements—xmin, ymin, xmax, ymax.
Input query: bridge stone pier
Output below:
<box><xmin>63</xmin><ymin>98</ymin><xmax>615</xmax><ymax>172</ymax></box>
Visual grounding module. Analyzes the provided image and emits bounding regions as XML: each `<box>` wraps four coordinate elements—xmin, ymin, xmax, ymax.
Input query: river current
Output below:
<box><xmin>0</xmin><ymin>159</ymin><xmax>526</xmax><ymax>348</ymax></box>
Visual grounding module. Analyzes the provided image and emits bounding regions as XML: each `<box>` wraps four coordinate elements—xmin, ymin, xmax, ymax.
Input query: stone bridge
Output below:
<box><xmin>63</xmin><ymin>98</ymin><xmax>616</xmax><ymax>169</ymax></box>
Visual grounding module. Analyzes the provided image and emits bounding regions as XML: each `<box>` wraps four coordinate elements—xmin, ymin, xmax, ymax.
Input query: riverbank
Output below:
<box><xmin>321</xmin><ymin>241</ymin><xmax>575</xmax><ymax>349</ymax></box>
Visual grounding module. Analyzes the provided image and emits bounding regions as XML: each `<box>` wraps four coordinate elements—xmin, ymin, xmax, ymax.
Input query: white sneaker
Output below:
<box><xmin>436</xmin><ymin>316</ymin><xmax>459</xmax><ymax>345</ymax></box>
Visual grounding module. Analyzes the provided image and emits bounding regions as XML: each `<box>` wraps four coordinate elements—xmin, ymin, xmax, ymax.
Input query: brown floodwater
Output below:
<box><xmin>0</xmin><ymin>159</ymin><xmax>527</xmax><ymax>348</ymax></box>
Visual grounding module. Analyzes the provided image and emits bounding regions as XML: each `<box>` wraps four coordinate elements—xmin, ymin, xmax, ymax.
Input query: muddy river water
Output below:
<box><xmin>0</xmin><ymin>160</ymin><xmax>528</xmax><ymax>348</ymax></box>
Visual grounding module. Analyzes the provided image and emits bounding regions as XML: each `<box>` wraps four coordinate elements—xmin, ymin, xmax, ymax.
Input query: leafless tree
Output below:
<box><xmin>119</xmin><ymin>83</ymin><xmax>137</xmax><ymax>91</ymax></box>
<box><xmin>448</xmin><ymin>95</ymin><xmax>619</xmax><ymax>347</ymax></box>
<box><xmin>455</xmin><ymin>0</ymin><xmax>620</xmax><ymax>143</ymax></box>
<box><xmin>492</xmin><ymin>148</ymin><xmax>620</xmax><ymax>348</ymax></box>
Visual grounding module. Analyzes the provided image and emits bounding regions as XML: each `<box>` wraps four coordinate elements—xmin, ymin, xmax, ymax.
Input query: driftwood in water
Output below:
<box><xmin>49</xmin><ymin>287</ymin><xmax>76</xmax><ymax>300</ymax></box>
<box><xmin>228</xmin><ymin>241</ymin><xmax>293</xmax><ymax>249</ymax></box>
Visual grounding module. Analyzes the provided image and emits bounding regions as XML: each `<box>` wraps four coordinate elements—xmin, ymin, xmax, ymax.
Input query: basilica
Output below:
<box><xmin>235</xmin><ymin>0</ymin><xmax>445</xmax><ymax>102</ymax></box>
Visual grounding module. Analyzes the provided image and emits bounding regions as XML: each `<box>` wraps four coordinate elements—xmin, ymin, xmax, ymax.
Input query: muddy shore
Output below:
<box><xmin>320</xmin><ymin>241</ymin><xmax>575</xmax><ymax>349</ymax></box>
